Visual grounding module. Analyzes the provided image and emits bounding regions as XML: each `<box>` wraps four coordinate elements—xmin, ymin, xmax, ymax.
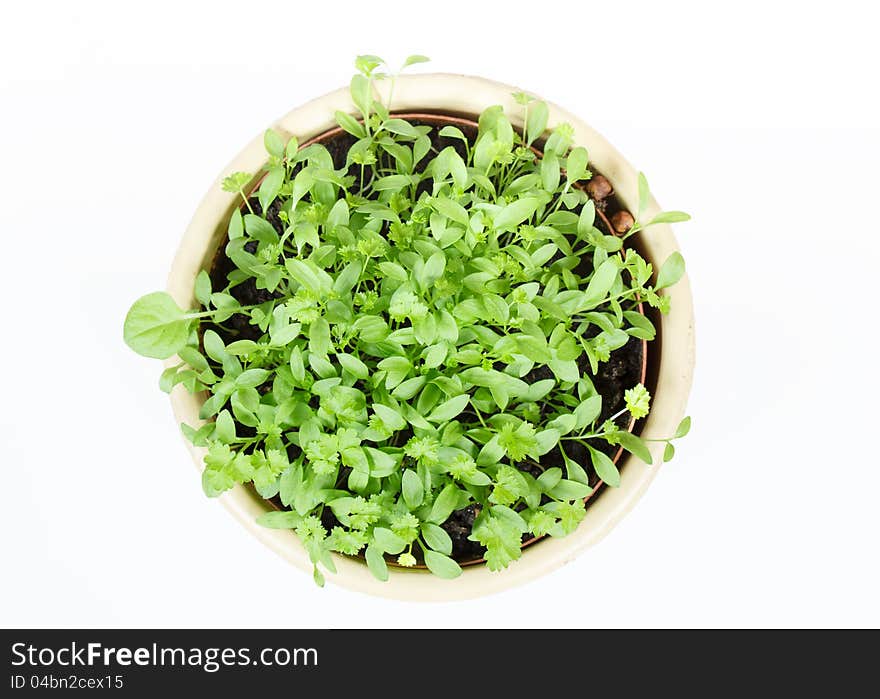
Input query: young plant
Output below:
<box><xmin>124</xmin><ymin>55</ymin><xmax>691</xmax><ymax>585</ymax></box>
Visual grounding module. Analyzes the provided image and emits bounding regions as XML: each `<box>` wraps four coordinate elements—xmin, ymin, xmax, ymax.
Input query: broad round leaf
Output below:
<box><xmin>123</xmin><ymin>292</ymin><xmax>191</xmax><ymax>359</ymax></box>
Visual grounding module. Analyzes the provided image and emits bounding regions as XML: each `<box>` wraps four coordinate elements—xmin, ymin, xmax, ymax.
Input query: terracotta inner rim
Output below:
<box><xmin>233</xmin><ymin>111</ymin><xmax>651</xmax><ymax>568</ymax></box>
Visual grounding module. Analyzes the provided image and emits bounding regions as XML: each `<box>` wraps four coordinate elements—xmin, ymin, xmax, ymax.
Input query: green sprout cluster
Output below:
<box><xmin>124</xmin><ymin>55</ymin><xmax>691</xmax><ymax>585</ymax></box>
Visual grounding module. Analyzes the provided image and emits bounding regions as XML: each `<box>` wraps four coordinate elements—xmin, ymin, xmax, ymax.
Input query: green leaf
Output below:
<box><xmin>236</xmin><ymin>368</ymin><xmax>270</xmax><ymax>388</ymax></box>
<box><xmin>649</xmin><ymin>211</ymin><xmax>691</xmax><ymax>225</ymax></box>
<box><xmin>372</xmin><ymin>527</ymin><xmax>407</xmax><ymax>554</ymax></box>
<box><xmin>194</xmin><ymin>270</ymin><xmax>212</xmax><ymax>305</ymax></box>
<box><xmin>335</xmin><ymin>110</ymin><xmax>366</xmax><ymax>138</ymax></box>
<box><xmin>481</xmin><ymin>294</ymin><xmax>509</xmax><ymax>324</ymax></box>
<box><xmin>566</xmin><ymin>147</ymin><xmax>589</xmax><ymax>182</ymax></box>
<box><xmin>623</xmin><ymin>310</ymin><xmax>656</xmax><ymax>340</ymax></box>
<box><xmin>403</xmin><ymin>54</ymin><xmax>430</xmax><ymax>68</ymax></box>
<box><xmin>433</xmin><ymin>197</ymin><xmax>469</xmax><ymax>226</ymax></box>
<box><xmin>393</xmin><ymin>376</ymin><xmax>423</xmax><ymax>400</ymax></box>
<box><xmin>562</xmin><ymin>448</ymin><xmax>590</xmax><ymax>486</ymax></box>
<box><xmin>204</xmin><ymin>337</ymin><xmax>231</xmax><ymax>368</ymax></box>
<box><xmin>533</xmin><ymin>429</ymin><xmax>560</xmax><ymax>456</ymax></box>
<box><xmin>664</xmin><ymin>442</ymin><xmax>676</xmax><ymax>462</ymax></box>
<box><xmin>531</xmin><ymin>243</ymin><xmax>557</xmax><ymax>267</ymax></box>
<box><xmin>123</xmin><ymin>292</ymin><xmax>191</xmax><ymax>359</ymax></box>
<box><xmin>526</xmin><ymin>101</ymin><xmax>548</xmax><ymax>145</ymax></box>
<box><xmin>471</xmin><ymin>508</ymin><xmax>524</xmax><ymax>571</ymax></box>
<box><xmin>333</xmin><ymin>262</ymin><xmax>360</xmax><ymax>295</ymax></box>
<box><xmin>402</xmin><ymin>470</ymin><xmax>424</xmax><ymax>509</ymax></box>
<box><xmin>577</xmin><ymin>200</ymin><xmax>596</xmax><ymax>238</ymax></box>
<box><xmin>413</xmin><ymin>314</ymin><xmax>438</xmax><ymax>345</ymax></box>
<box><xmin>675</xmin><ymin>416</ymin><xmax>692</xmax><ymax>438</ymax></box>
<box><xmin>583</xmin><ymin>258</ymin><xmax>619</xmax><ymax>307</ymax></box>
<box><xmin>589</xmin><ymin>446</ymin><xmax>620</xmax><ymax>487</ymax></box>
<box><xmin>494</xmin><ymin>197</ymin><xmax>539</xmax><ymax>232</ymax></box>
<box><xmin>383</xmin><ymin>119</ymin><xmax>421</xmax><ymax>139</ymax></box>
<box><xmin>309</xmin><ymin>318</ymin><xmax>332</xmax><ymax>357</ymax></box>
<box><xmin>548</xmin><ymin>359</ymin><xmax>579</xmax><ymax>384</ymax></box>
<box><xmin>549</xmin><ymin>478</ymin><xmax>592</xmax><ymax>501</ymax></box>
<box><xmin>420</xmin><ymin>251</ymin><xmax>447</xmax><ymax>288</ymax></box>
<box><xmin>615</xmin><ymin>431</ymin><xmax>653</xmax><ymax>464</ymax></box>
<box><xmin>438</xmin><ymin>125</ymin><xmax>467</xmax><ymax>142</ymax></box>
<box><xmin>350</xmin><ymin>74</ymin><xmax>372</xmax><ymax>117</ymax></box>
<box><xmin>365</xmin><ymin>448</ymin><xmax>398</xmax><ymax>477</ymax></box>
<box><xmin>541</xmin><ymin>408</ymin><xmax>573</xmax><ymax>435</ymax></box>
<box><xmin>428</xmin><ymin>483</ymin><xmax>460</xmax><ymax>524</ymax></box>
<box><xmin>285</xmin><ymin>135</ymin><xmax>299</xmax><ymax>158</ymax></box>
<box><xmin>264</xmin><ymin>128</ymin><xmax>285</xmax><ymax>158</ymax></box>
<box><xmin>202</xmin><ymin>468</ymin><xmax>234</xmax><ymax>497</ymax></box>
<box><xmin>541</xmin><ymin>153</ymin><xmax>560</xmax><ymax>191</ymax></box>
<box><xmin>365</xmin><ymin>544</ymin><xmax>389</xmax><ymax>582</ymax></box>
<box><xmin>336</xmin><ymin>353</ymin><xmax>369</xmax><ymax>379</ymax></box>
<box><xmin>289</xmin><ymin>347</ymin><xmax>305</xmax><ymax>383</ymax></box>
<box><xmin>244</xmin><ymin>214</ymin><xmax>279</xmax><ymax>244</ymax></box>
<box><xmin>378</xmin><ymin>261</ymin><xmax>407</xmax><ymax>282</ymax></box>
<box><xmin>536</xmin><ymin>467</ymin><xmax>562</xmax><ymax>492</ymax></box>
<box><xmin>477</xmin><ymin>435</ymin><xmax>505</xmax><ymax>467</ymax></box>
<box><xmin>423</xmin><ymin>343</ymin><xmax>448</xmax><ymax>369</ymax></box>
<box><xmin>574</xmin><ymin>395</ymin><xmax>602</xmax><ymax>430</ymax></box>
<box><xmin>258</xmin><ymin>166</ymin><xmax>284</xmax><ymax>212</ymax></box>
<box><xmin>227</xmin><ymin>340</ymin><xmax>256</xmax><ymax>362</ymax></box>
<box><xmin>227</xmin><ymin>208</ymin><xmax>244</xmax><ymax>239</ymax></box>
<box><xmin>279</xmin><ymin>463</ymin><xmax>302</xmax><ymax>507</ymax></box>
<box><xmin>423</xmin><ymin>550</ymin><xmax>462</xmax><ymax>579</ymax></box>
<box><xmin>426</xmin><ymin>394</ymin><xmax>470</xmax><ymax>423</ymax></box>
<box><xmin>159</xmin><ymin>365</ymin><xmax>177</xmax><ymax>393</ymax></box>
<box><xmin>222</xmin><ymin>172</ymin><xmax>251</xmax><ymax>193</ymax></box>
<box><xmin>373</xmin><ymin>403</ymin><xmax>407</xmax><ymax>431</ymax></box>
<box><xmin>421</xmin><ymin>523</ymin><xmax>452</xmax><ymax>555</ymax></box>
<box><xmin>637</xmin><ymin>171</ymin><xmax>651</xmax><ymax>218</ymax></box>
<box><xmin>378</xmin><ymin>356</ymin><xmax>411</xmax><ymax>389</ymax></box>
<box><xmin>373</xmin><ymin>174</ymin><xmax>413</xmax><ymax>191</ymax></box>
<box><xmin>215</xmin><ymin>410</ymin><xmax>236</xmax><ymax>443</ymax></box>
<box><xmin>656</xmin><ymin>252</ymin><xmax>686</xmax><ymax>289</ymax></box>
<box><xmin>355</xmin><ymin>54</ymin><xmax>383</xmax><ymax>76</ymax></box>
<box><xmin>624</xmin><ymin>383</ymin><xmax>651</xmax><ymax>419</ymax></box>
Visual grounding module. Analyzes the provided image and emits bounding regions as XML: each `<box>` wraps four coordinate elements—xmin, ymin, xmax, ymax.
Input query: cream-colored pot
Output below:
<box><xmin>167</xmin><ymin>74</ymin><xmax>695</xmax><ymax>600</ymax></box>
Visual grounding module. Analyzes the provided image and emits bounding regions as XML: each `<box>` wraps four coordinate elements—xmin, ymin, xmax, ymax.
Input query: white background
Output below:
<box><xmin>2</xmin><ymin>0</ymin><xmax>878</xmax><ymax>629</ymax></box>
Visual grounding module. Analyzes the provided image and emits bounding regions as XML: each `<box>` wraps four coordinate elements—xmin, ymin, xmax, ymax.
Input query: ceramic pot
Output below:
<box><xmin>167</xmin><ymin>74</ymin><xmax>695</xmax><ymax>600</ymax></box>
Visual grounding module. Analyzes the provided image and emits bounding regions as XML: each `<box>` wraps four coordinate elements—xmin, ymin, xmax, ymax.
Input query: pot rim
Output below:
<box><xmin>166</xmin><ymin>73</ymin><xmax>695</xmax><ymax>601</ymax></box>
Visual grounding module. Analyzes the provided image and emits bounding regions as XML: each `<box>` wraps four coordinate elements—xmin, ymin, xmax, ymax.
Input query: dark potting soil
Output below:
<box><xmin>205</xmin><ymin>117</ymin><xmax>647</xmax><ymax>565</ymax></box>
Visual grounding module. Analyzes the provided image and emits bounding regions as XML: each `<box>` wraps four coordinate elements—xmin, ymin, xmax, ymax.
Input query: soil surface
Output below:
<box><xmin>206</xmin><ymin>117</ymin><xmax>647</xmax><ymax>565</ymax></box>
